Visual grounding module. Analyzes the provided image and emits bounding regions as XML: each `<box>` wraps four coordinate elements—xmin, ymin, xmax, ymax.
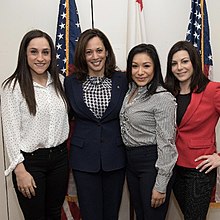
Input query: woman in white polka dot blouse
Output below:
<box><xmin>1</xmin><ymin>29</ymin><xmax>69</xmax><ymax>219</ymax></box>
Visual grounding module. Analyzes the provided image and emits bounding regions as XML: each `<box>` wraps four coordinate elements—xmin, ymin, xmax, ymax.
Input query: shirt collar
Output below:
<box><xmin>33</xmin><ymin>72</ymin><xmax>53</xmax><ymax>87</ymax></box>
<box><xmin>130</xmin><ymin>81</ymin><xmax>149</xmax><ymax>93</ymax></box>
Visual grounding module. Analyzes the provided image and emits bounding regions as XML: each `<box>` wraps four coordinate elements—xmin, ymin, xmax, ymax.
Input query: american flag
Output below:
<box><xmin>186</xmin><ymin>0</ymin><xmax>213</xmax><ymax>78</ymax></box>
<box><xmin>55</xmin><ymin>0</ymin><xmax>81</xmax><ymax>76</ymax></box>
<box><xmin>55</xmin><ymin>0</ymin><xmax>82</xmax><ymax>219</ymax></box>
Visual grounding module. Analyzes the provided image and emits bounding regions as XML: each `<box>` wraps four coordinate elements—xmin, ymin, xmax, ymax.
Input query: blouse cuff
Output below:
<box><xmin>154</xmin><ymin>173</ymin><xmax>171</xmax><ymax>193</ymax></box>
<box><xmin>4</xmin><ymin>154</ymin><xmax>24</xmax><ymax>176</ymax></box>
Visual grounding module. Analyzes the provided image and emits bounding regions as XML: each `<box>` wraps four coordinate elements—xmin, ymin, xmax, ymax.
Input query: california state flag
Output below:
<box><xmin>126</xmin><ymin>0</ymin><xmax>147</xmax><ymax>54</ymax></box>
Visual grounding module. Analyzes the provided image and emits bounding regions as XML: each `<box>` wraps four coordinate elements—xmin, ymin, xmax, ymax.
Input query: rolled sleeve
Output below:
<box><xmin>4</xmin><ymin>153</ymin><xmax>24</xmax><ymax>176</ymax></box>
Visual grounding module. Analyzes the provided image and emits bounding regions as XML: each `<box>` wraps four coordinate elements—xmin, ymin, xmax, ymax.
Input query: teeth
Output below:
<box><xmin>92</xmin><ymin>61</ymin><xmax>101</xmax><ymax>66</ymax></box>
<box><xmin>35</xmin><ymin>63</ymin><xmax>45</xmax><ymax>67</ymax></box>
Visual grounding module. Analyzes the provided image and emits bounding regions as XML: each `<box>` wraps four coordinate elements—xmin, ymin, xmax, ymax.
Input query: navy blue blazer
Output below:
<box><xmin>64</xmin><ymin>71</ymin><xmax>128</xmax><ymax>172</ymax></box>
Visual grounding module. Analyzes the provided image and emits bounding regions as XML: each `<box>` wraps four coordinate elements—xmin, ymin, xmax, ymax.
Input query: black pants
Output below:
<box><xmin>12</xmin><ymin>143</ymin><xmax>69</xmax><ymax>220</ymax></box>
<box><xmin>126</xmin><ymin>145</ymin><xmax>175</xmax><ymax>220</ymax></box>
<box><xmin>173</xmin><ymin>165</ymin><xmax>217</xmax><ymax>220</ymax></box>
<box><xmin>73</xmin><ymin>168</ymin><xmax>125</xmax><ymax>220</ymax></box>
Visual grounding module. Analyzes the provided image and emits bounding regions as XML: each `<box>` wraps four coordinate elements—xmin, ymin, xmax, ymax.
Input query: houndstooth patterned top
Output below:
<box><xmin>83</xmin><ymin>76</ymin><xmax>112</xmax><ymax>119</ymax></box>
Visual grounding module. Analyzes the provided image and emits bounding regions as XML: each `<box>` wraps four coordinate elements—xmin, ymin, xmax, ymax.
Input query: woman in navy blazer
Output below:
<box><xmin>165</xmin><ymin>41</ymin><xmax>220</xmax><ymax>220</ymax></box>
<box><xmin>64</xmin><ymin>28</ymin><xmax>128</xmax><ymax>220</ymax></box>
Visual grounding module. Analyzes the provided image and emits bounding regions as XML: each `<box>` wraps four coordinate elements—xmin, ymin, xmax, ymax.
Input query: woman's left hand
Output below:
<box><xmin>151</xmin><ymin>188</ymin><xmax>166</xmax><ymax>208</ymax></box>
<box><xmin>195</xmin><ymin>153</ymin><xmax>220</xmax><ymax>173</ymax></box>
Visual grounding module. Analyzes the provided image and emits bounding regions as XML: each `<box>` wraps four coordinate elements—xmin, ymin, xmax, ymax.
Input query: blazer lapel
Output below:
<box><xmin>70</xmin><ymin>78</ymin><xmax>98</xmax><ymax>120</ymax></box>
<box><xmin>179</xmin><ymin>91</ymin><xmax>204</xmax><ymax>128</ymax></box>
<box><xmin>101</xmin><ymin>74</ymin><xmax>122</xmax><ymax>120</ymax></box>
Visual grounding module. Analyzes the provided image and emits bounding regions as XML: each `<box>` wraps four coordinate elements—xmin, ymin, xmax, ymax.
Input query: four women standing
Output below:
<box><xmin>2</xmin><ymin>27</ymin><xmax>220</xmax><ymax>220</ymax></box>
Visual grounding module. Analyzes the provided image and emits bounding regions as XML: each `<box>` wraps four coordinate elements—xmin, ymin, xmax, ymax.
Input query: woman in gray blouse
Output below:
<box><xmin>120</xmin><ymin>43</ymin><xmax>177</xmax><ymax>220</ymax></box>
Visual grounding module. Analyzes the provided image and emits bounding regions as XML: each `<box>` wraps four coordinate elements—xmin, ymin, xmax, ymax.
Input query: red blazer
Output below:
<box><xmin>176</xmin><ymin>81</ymin><xmax>220</xmax><ymax>168</ymax></box>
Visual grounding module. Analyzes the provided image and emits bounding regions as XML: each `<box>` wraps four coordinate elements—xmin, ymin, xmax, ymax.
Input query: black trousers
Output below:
<box><xmin>126</xmin><ymin>145</ymin><xmax>175</xmax><ymax>220</ymax></box>
<box><xmin>12</xmin><ymin>143</ymin><xmax>69</xmax><ymax>220</ymax></box>
<box><xmin>73</xmin><ymin>168</ymin><xmax>125</xmax><ymax>220</ymax></box>
<box><xmin>173</xmin><ymin>165</ymin><xmax>217</xmax><ymax>220</ymax></box>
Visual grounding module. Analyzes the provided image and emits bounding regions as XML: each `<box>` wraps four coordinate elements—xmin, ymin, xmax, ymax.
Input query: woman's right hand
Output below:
<box><xmin>151</xmin><ymin>188</ymin><xmax>166</xmax><ymax>208</ymax></box>
<box><xmin>14</xmin><ymin>163</ymin><xmax>37</xmax><ymax>199</ymax></box>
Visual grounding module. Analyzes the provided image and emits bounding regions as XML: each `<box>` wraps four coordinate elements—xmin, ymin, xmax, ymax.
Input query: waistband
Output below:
<box><xmin>175</xmin><ymin>165</ymin><xmax>217</xmax><ymax>174</ymax></box>
<box><xmin>125</xmin><ymin>144</ymin><xmax>157</xmax><ymax>151</ymax></box>
<box><xmin>21</xmin><ymin>142</ymin><xmax>67</xmax><ymax>156</ymax></box>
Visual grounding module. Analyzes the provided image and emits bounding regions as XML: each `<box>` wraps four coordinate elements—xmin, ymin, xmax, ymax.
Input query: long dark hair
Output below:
<box><xmin>165</xmin><ymin>40</ymin><xmax>209</xmax><ymax>96</ymax></box>
<box><xmin>73</xmin><ymin>28</ymin><xmax>118</xmax><ymax>81</ymax></box>
<box><xmin>2</xmin><ymin>29</ymin><xmax>67</xmax><ymax>115</ymax></box>
<box><xmin>126</xmin><ymin>43</ymin><xmax>164</xmax><ymax>96</ymax></box>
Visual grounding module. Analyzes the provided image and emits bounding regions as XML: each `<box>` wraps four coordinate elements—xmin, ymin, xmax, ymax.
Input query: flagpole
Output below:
<box><xmin>91</xmin><ymin>0</ymin><xmax>94</xmax><ymax>28</ymax></box>
<box><xmin>201</xmin><ymin>0</ymin><xmax>204</xmax><ymax>73</ymax></box>
<box><xmin>66</xmin><ymin>0</ymin><xmax>70</xmax><ymax>76</ymax></box>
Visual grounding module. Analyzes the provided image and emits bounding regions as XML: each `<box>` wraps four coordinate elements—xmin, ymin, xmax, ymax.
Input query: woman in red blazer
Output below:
<box><xmin>165</xmin><ymin>41</ymin><xmax>220</xmax><ymax>220</ymax></box>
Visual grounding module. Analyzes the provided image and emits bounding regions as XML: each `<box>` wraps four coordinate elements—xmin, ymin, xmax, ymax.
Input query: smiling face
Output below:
<box><xmin>26</xmin><ymin>37</ymin><xmax>51</xmax><ymax>79</ymax></box>
<box><xmin>85</xmin><ymin>36</ymin><xmax>108</xmax><ymax>77</ymax></box>
<box><xmin>131</xmin><ymin>52</ymin><xmax>154</xmax><ymax>87</ymax></box>
<box><xmin>171</xmin><ymin>50</ymin><xmax>194</xmax><ymax>87</ymax></box>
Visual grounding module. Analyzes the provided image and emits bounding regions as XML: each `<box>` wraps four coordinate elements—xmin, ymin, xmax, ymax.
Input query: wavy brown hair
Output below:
<box><xmin>73</xmin><ymin>28</ymin><xmax>119</xmax><ymax>81</ymax></box>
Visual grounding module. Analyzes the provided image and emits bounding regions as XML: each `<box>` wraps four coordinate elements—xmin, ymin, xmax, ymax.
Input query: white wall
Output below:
<box><xmin>1</xmin><ymin>0</ymin><xmax>220</xmax><ymax>219</ymax></box>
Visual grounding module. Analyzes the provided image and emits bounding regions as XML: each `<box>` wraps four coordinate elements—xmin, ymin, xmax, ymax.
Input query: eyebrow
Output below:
<box><xmin>87</xmin><ymin>45</ymin><xmax>104</xmax><ymax>49</ymax></box>
<box><xmin>29</xmin><ymin>47</ymin><xmax>50</xmax><ymax>51</ymax></box>
<box><xmin>132</xmin><ymin>61</ymin><xmax>152</xmax><ymax>64</ymax></box>
<box><xmin>172</xmin><ymin>57</ymin><xmax>189</xmax><ymax>61</ymax></box>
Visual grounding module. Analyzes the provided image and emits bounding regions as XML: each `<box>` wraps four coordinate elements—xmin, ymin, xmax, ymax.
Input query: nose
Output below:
<box><xmin>177</xmin><ymin>62</ymin><xmax>182</xmax><ymax>70</ymax></box>
<box><xmin>137</xmin><ymin>67</ymin><xmax>144</xmax><ymax>75</ymax></box>
<box><xmin>36</xmin><ymin>52</ymin><xmax>44</xmax><ymax>61</ymax></box>
<box><xmin>92</xmin><ymin>51</ymin><xmax>99</xmax><ymax>59</ymax></box>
